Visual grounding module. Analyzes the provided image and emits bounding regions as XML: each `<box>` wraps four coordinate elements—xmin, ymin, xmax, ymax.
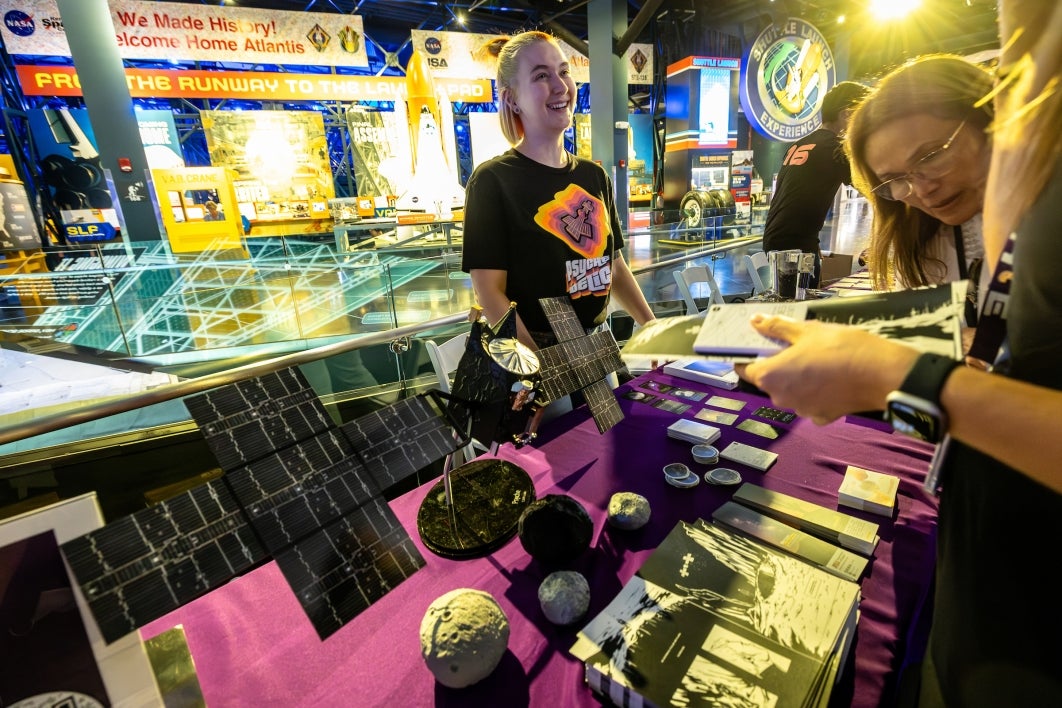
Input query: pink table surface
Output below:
<box><xmin>142</xmin><ymin>372</ymin><xmax>938</xmax><ymax>707</ymax></box>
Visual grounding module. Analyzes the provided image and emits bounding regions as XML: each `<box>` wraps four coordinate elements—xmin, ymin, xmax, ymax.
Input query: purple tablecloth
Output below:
<box><xmin>142</xmin><ymin>372</ymin><xmax>938</xmax><ymax>707</ymax></box>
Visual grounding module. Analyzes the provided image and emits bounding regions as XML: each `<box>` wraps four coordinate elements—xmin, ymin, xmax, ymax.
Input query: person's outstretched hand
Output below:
<box><xmin>735</xmin><ymin>314</ymin><xmax>921</xmax><ymax>425</ymax></box>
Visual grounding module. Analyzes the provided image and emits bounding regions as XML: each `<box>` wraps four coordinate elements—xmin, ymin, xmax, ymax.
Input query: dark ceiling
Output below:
<box><xmin>158</xmin><ymin>0</ymin><xmax>1001</xmax><ymax>78</ymax></box>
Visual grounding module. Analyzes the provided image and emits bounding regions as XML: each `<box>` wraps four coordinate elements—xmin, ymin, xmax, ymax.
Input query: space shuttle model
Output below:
<box><xmin>393</xmin><ymin>50</ymin><xmax>465</xmax><ymax>217</ymax></box>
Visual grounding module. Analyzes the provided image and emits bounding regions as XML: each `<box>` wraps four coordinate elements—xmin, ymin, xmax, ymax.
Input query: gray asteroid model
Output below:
<box><xmin>419</xmin><ymin>588</ymin><xmax>510</xmax><ymax>688</ymax></box>
<box><xmin>607</xmin><ymin>492</ymin><xmax>651</xmax><ymax>530</ymax></box>
<box><xmin>538</xmin><ymin>571</ymin><xmax>591</xmax><ymax>625</ymax></box>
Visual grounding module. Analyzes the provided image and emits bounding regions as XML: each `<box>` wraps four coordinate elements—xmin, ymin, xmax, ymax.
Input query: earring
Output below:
<box><xmin>511</xmin><ymin>105</ymin><xmax>520</xmax><ymax>114</ymax></box>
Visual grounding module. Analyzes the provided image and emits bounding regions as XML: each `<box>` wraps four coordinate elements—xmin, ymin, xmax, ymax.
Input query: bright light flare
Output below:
<box><xmin>870</xmin><ymin>0</ymin><xmax>921</xmax><ymax>20</ymax></box>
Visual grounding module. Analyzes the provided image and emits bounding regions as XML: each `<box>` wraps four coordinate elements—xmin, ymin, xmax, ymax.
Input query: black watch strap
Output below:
<box><xmin>898</xmin><ymin>353</ymin><xmax>962</xmax><ymax>405</ymax></box>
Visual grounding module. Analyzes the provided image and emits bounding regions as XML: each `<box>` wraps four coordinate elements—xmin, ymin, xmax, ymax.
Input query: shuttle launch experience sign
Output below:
<box><xmin>0</xmin><ymin>0</ymin><xmax>369</xmax><ymax>67</ymax></box>
<box><xmin>739</xmin><ymin>18</ymin><xmax>837</xmax><ymax>142</ymax></box>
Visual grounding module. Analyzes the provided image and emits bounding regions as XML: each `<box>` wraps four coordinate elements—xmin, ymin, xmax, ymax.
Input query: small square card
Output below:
<box><xmin>671</xmin><ymin>387</ymin><xmax>708</xmax><ymax>402</ymax></box>
<box><xmin>695</xmin><ymin>408</ymin><xmax>739</xmax><ymax>426</ymax></box>
<box><xmin>706</xmin><ymin>395</ymin><xmax>747</xmax><ymax>412</ymax></box>
<box><xmin>719</xmin><ymin>441</ymin><xmax>778</xmax><ymax>471</ymax></box>
<box><xmin>653</xmin><ymin>399</ymin><xmax>692</xmax><ymax>414</ymax></box>
<box><xmin>623</xmin><ymin>389</ymin><xmax>657</xmax><ymax>404</ymax></box>
<box><xmin>753</xmin><ymin>405</ymin><xmax>796</xmax><ymax>423</ymax></box>
<box><xmin>838</xmin><ymin>465</ymin><xmax>900</xmax><ymax>517</ymax></box>
<box><xmin>639</xmin><ymin>380</ymin><xmax>675</xmax><ymax>393</ymax></box>
<box><xmin>737</xmin><ymin>419</ymin><xmax>780</xmax><ymax>439</ymax></box>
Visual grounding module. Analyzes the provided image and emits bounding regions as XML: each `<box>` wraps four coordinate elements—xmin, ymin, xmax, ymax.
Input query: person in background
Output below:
<box><xmin>461</xmin><ymin>31</ymin><xmax>654</xmax><ymax>351</ymax></box>
<box><xmin>762</xmin><ymin>81</ymin><xmax>869</xmax><ymax>287</ymax></box>
<box><xmin>739</xmin><ymin>2</ymin><xmax>1062</xmax><ymax>703</ymax></box>
<box><xmin>847</xmin><ymin>55</ymin><xmax>993</xmax><ymax>311</ymax></box>
<box><xmin>203</xmin><ymin>200</ymin><xmax>224</xmax><ymax>221</ymax></box>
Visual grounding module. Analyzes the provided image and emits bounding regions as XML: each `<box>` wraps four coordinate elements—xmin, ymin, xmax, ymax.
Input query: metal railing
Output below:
<box><xmin>0</xmin><ymin>230</ymin><xmax>761</xmax><ymax>449</ymax></box>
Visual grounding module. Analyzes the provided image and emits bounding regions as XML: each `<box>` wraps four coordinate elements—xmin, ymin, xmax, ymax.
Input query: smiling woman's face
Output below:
<box><xmin>865</xmin><ymin>113</ymin><xmax>990</xmax><ymax>225</ymax></box>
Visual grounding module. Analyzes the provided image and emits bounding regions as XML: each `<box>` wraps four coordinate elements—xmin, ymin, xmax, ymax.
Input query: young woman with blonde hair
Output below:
<box><xmin>461</xmin><ymin>31</ymin><xmax>654</xmax><ymax>350</ymax></box>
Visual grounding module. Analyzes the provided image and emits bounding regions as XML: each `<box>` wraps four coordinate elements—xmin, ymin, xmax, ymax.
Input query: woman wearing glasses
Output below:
<box><xmin>739</xmin><ymin>3</ymin><xmax>1062</xmax><ymax>702</ymax></box>
<box><xmin>847</xmin><ymin>55</ymin><xmax>994</xmax><ymax>308</ymax></box>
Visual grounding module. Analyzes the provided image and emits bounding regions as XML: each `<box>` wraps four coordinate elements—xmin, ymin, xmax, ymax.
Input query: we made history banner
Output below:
<box><xmin>0</xmin><ymin>0</ymin><xmax>369</xmax><ymax>67</ymax></box>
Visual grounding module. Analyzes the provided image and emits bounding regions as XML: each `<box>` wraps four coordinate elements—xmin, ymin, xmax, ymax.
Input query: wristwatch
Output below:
<box><xmin>885</xmin><ymin>353</ymin><xmax>962</xmax><ymax>443</ymax></box>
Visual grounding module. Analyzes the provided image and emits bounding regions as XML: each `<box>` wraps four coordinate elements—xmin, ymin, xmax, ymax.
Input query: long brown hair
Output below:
<box><xmin>847</xmin><ymin>55</ymin><xmax>994</xmax><ymax>289</ymax></box>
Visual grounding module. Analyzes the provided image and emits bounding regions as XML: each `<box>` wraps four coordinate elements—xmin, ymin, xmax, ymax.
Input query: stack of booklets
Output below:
<box><xmin>732</xmin><ymin>483</ymin><xmax>880</xmax><ymax>556</ymax></box>
<box><xmin>837</xmin><ymin>465</ymin><xmax>900</xmax><ymax>518</ymax></box>
<box><xmin>571</xmin><ymin>519</ymin><xmax>861</xmax><ymax>708</ymax></box>
<box><xmin>711</xmin><ymin>501</ymin><xmax>869</xmax><ymax>582</ymax></box>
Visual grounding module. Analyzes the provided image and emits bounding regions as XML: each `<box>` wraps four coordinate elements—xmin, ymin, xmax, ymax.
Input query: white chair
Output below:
<box><xmin>744</xmin><ymin>251</ymin><xmax>771</xmax><ymax>295</ymax></box>
<box><xmin>673</xmin><ymin>265</ymin><xmax>725</xmax><ymax>315</ymax></box>
<box><xmin>424</xmin><ymin>332</ymin><xmax>485</xmax><ymax>467</ymax></box>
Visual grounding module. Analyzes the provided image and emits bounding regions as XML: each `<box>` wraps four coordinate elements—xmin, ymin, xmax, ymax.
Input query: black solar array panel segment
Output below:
<box><xmin>183</xmin><ymin>368</ymin><xmax>332</xmax><ymax>471</ymax></box>
<box><xmin>540</xmin><ymin>296</ymin><xmax>586</xmax><ymax>342</ymax></box>
<box><xmin>225</xmin><ymin>432</ymin><xmax>376</xmax><ymax>555</ymax></box>
<box><xmin>275</xmin><ymin>497</ymin><xmax>425</xmax><ymax>639</ymax></box>
<box><xmin>339</xmin><ymin>394</ymin><xmax>459</xmax><ymax>490</ymax></box>
<box><xmin>60</xmin><ymin>478</ymin><xmax>265</xmax><ymax>643</ymax></box>
<box><xmin>583</xmin><ymin>379</ymin><xmax>624</xmax><ymax>433</ymax></box>
<box><xmin>62</xmin><ymin>368</ymin><xmax>460</xmax><ymax>644</ymax></box>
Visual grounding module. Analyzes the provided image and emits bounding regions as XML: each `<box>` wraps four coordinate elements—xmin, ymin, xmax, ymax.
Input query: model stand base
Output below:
<box><xmin>417</xmin><ymin>458</ymin><xmax>535</xmax><ymax>559</ymax></box>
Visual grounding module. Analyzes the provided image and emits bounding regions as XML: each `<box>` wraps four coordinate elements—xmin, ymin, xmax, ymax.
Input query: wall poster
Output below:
<box><xmin>201</xmin><ymin>110</ymin><xmax>334</xmax><ymax>226</ymax></box>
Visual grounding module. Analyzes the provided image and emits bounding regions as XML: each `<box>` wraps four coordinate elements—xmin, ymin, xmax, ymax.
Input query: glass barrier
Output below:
<box><xmin>0</xmin><ymin>227</ymin><xmax>764</xmax><ymax>484</ymax></box>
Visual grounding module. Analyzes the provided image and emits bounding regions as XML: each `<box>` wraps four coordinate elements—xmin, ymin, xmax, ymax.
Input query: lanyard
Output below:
<box><xmin>967</xmin><ymin>230</ymin><xmax>1015</xmax><ymax>365</ymax></box>
<box><xmin>924</xmin><ymin>231</ymin><xmax>1015</xmax><ymax>495</ymax></box>
<box><xmin>952</xmin><ymin>225</ymin><xmax>968</xmax><ymax>280</ymax></box>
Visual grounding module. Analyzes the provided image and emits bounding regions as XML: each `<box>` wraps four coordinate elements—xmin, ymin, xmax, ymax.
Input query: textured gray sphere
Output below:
<box><xmin>419</xmin><ymin>588</ymin><xmax>510</xmax><ymax>688</ymax></box>
<box><xmin>538</xmin><ymin>571</ymin><xmax>591</xmax><ymax>625</ymax></box>
<box><xmin>607</xmin><ymin>492</ymin><xmax>651</xmax><ymax>530</ymax></box>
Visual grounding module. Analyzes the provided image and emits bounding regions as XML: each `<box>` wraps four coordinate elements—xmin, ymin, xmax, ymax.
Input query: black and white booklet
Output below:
<box><xmin>571</xmin><ymin>519</ymin><xmax>861</xmax><ymax>708</ymax></box>
<box><xmin>620</xmin><ymin>314</ymin><xmax>743</xmax><ymax>373</ymax></box>
<box><xmin>693</xmin><ymin>281</ymin><xmax>968</xmax><ymax>360</ymax></box>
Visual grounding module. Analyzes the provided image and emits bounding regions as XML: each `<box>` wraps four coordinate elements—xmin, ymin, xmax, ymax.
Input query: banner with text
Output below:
<box><xmin>0</xmin><ymin>0</ymin><xmax>369</xmax><ymax>67</ymax></box>
<box><xmin>16</xmin><ymin>65</ymin><xmax>492</xmax><ymax>103</ymax></box>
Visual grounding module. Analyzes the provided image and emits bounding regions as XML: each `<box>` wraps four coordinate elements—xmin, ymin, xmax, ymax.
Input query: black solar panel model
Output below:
<box><xmin>61</xmin><ymin>367</ymin><xmax>463</xmax><ymax>642</ymax></box>
<box><xmin>537</xmin><ymin>297</ymin><xmax>626</xmax><ymax>433</ymax></box>
<box><xmin>338</xmin><ymin>393</ymin><xmax>460</xmax><ymax>490</ymax></box>
<box><xmin>61</xmin><ymin>477</ymin><xmax>266</xmax><ymax>644</ymax></box>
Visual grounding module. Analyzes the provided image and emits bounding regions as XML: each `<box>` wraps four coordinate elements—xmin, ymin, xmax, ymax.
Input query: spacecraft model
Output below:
<box><xmin>60</xmin><ymin>370</ymin><xmax>468</xmax><ymax>643</ymax></box>
<box><xmin>393</xmin><ymin>50</ymin><xmax>465</xmax><ymax>218</ymax></box>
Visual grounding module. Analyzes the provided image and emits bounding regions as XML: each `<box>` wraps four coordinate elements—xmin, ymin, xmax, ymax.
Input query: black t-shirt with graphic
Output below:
<box><xmin>461</xmin><ymin>149</ymin><xmax>624</xmax><ymax>336</ymax></box>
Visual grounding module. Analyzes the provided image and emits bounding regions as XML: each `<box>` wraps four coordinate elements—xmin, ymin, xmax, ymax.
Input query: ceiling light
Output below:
<box><xmin>870</xmin><ymin>0</ymin><xmax>921</xmax><ymax>20</ymax></box>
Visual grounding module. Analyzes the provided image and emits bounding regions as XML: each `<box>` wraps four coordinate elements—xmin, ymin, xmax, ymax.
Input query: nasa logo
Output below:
<box><xmin>4</xmin><ymin>10</ymin><xmax>35</xmax><ymax>36</ymax></box>
<box><xmin>739</xmin><ymin>18</ymin><xmax>836</xmax><ymax>142</ymax></box>
<box><xmin>424</xmin><ymin>37</ymin><xmax>442</xmax><ymax>55</ymax></box>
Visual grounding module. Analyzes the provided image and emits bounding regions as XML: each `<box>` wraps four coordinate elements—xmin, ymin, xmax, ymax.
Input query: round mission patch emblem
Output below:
<box><xmin>740</xmin><ymin>18</ymin><xmax>837</xmax><ymax>142</ymax></box>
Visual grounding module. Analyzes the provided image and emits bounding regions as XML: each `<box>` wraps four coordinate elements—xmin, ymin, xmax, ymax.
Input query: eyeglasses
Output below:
<box><xmin>870</xmin><ymin>119</ymin><xmax>968</xmax><ymax>201</ymax></box>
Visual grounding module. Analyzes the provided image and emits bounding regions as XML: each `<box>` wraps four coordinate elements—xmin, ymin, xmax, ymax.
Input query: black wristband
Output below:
<box><xmin>886</xmin><ymin>353</ymin><xmax>962</xmax><ymax>443</ymax></box>
<box><xmin>898</xmin><ymin>353</ymin><xmax>962</xmax><ymax>405</ymax></box>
